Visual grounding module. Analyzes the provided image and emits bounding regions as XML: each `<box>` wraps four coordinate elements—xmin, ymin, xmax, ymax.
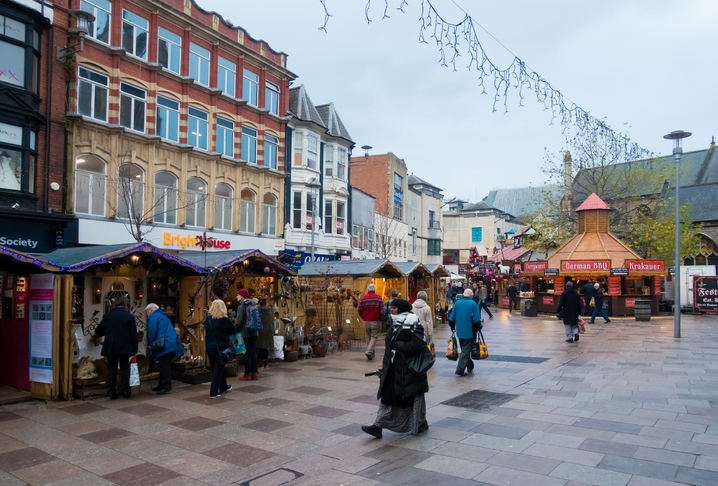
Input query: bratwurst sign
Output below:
<box><xmin>694</xmin><ymin>276</ymin><xmax>718</xmax><ymax>312</ymax></box>
<box><xmin>560</xmin><ymin>260</ymin><xmax>611</xmax><ymax>273</ymax></box>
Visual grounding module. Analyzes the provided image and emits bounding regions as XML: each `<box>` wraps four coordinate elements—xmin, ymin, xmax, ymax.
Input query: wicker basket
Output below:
<box><xmin>285</xmin><ymin>350</ymin><xmax>299</xmax><ymax>362</ymax></box>
<box><xmin>312</xmin><ymin>342</ymin><xmax>326</xmax><ymax>358</ymax></box>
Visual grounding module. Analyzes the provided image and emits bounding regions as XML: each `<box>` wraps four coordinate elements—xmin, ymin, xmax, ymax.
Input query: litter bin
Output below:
<box><xmin>523</xmin><ymin>299</ymin><xmax>538</xmax><ymax>317</ymax></box>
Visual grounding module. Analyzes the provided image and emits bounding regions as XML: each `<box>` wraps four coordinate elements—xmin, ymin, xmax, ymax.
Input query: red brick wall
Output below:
<box><xmin>350</xmin><ymin>154</ymin><xmax>390</xmax><ymax>215</ymax></box>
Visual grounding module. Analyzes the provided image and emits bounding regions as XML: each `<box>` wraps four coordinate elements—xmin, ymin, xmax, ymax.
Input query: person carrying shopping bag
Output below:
<box><xmin>448</xmin><ymin>289</ymin><xmax>482</xmax><ymax>376</ymax></box>
<box><xmin>145</xmin><ymin>303</ymin><xmax>183</xmax><ymax>395</ymax></box>
<box><xmin>590</xmin><ymin>282</ymin><xmax>611</xmax><ymax>324</ymax></box>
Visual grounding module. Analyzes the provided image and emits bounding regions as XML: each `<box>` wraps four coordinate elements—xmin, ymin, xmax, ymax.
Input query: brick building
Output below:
<box><xmin>0</xmin><ymin>0</ymin><xmax>73</xmax><ymax>253</ymax></box>
<box><xmin>60</xmin><ymin>0</ymin><xmax>295</xmax><ymax>253</ymax></box>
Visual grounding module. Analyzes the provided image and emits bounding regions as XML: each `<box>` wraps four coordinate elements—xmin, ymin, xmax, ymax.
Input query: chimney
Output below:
<box><xmin>563</xmin><ymin>150</ymin><xmax>573</xmax><ymax>207</ymax></box>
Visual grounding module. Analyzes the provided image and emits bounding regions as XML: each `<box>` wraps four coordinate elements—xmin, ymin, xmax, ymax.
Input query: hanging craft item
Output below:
<box><xmin>196</xmin><ymin>232</ymin><xmax>215</xmax><ymax>270</ymax></box>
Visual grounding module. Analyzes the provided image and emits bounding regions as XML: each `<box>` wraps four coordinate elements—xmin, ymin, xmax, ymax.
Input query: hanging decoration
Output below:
<box><xmin>468</xmin><ymin>246</ymin><xmax>481</xmax><ymax>269</ymax></box>
<box><xmin>318</xmin><ymin>0</ymin><xmax>652</xmax><ymax>162</ymax></box>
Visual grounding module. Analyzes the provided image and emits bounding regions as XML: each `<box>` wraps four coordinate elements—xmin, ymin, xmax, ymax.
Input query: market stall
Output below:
<box><xmin>393</xmin><ymin>262</ymin><xmax>433</xmax><ymax>304</ymax></box>
<box><xmin>299</xmin><ymin>260</ymin><xmax>404</xmax><ymax>347</ymax></box>
<box><xmin>537</xmin><ymin>194</ymin><xmax>665</xmax><ymax>316</ymax></box>
<box><xmin>427</xmin><ymin>263</ymin><xmax>451</xmax><ymax>310</ymax></box>
<box><xmin>486</xmin><ymin>247</ymin><xmax>532</xmax><ymax>309</ymax></box>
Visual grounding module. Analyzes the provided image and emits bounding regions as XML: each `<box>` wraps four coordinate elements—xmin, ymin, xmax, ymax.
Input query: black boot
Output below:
<box><xmin>361</xmin><ymin>425</ymin><xmax>382</xmax><ymax>439</ymax></box>
<box><xmin>418</xmin><ymin>421</ymin><xmax>429</xmax><ymax>433</ymax></box>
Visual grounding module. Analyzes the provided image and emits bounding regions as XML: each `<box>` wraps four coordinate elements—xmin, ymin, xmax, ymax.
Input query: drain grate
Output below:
<box><xmin>441</xmin><ymin>390</ymin><xmax>519</xmax><ymax>411</ymax></box>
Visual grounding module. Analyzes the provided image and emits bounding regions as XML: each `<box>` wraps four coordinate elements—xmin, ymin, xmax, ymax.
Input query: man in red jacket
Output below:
<box><xmin>358</xmin><ymin>284</ymin><xmax>384</xmax><ymax>360</ymax></box>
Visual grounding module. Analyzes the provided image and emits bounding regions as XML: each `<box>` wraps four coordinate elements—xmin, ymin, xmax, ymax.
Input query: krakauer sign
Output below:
<box><xmin>625</xmin><ymin>260</ymin><xmax>665</xmax><ymax>273</ymax></box>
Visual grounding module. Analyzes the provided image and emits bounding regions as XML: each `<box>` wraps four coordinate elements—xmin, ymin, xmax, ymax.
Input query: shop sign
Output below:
<box><xmin>561</xmin><ymin>260</ymin><xmax>610</xmax><ymax>272</ymax></box>
<box><xmin>288</xmin><ymin>251</ymin><xmax>335</xmax><ymax>266</ymax></box>
<box><xmin>0</xmin><ymin>121</ymin><xmax>22</xmax><ymax>146</ymax></box>
<box><xmin>458</xmin><ymin>264</ymin><xmax>467</xmax><ymax>275</ymax></box>
<box><xmin>554</xmin><ymin>279</ymin><xmax>564</xmax><ymax>294</ymax></box>
<box><xmin>337</xmin><ymin>220</ymin><xmax>344</xmax><ymax>232</ymax></box>
<box><xmin>501</xmin><ymin>296</ymin><xmax>509</xmax><ymax>306</ymax></box>
<box><xmin>611</xmin><ymin>268</ymin><xmax>629</xmax><ymax>276</ymax></box>
<box><xmin>669</xmin><ymin>267</ymin><xmax>675</xmax><ymax>276</ymax></box>
<box><xmin>625</xmin><ymin>260</ymin><xmax>665</xmax><ymax>273</ymax></box>
<box><xmin>625</xmin><ymin>298</ymin><xmax>639</xmax><ymax>308</ymax></box>
<box><xmin>608</xmin><ymin>276</ymin><xmax>621</xmax><ymax>296</ymax></box>
<box><xmin>694</xmin><ymin>276</ymin><xmax>718</xmax><ymax>312</ymax></box>
<box><xmin>162</xmin><ymin>232</ymin><xmax>230</xmax><ymax>249</ymax></box>
<box><xmin>524</xmin><ymin>261</ymin><xmax>548</xmax><ymax>272</ymax></box>
<box><xmin>394</xmin><ymin>189</ymin><xmax>402</xmax><ymax>203</ymax></box>
<box><xmin>340</xmin><ymin>255</ymin><xmax>351</xmax><ymax>261</ymax></box>
<box><xmin>654</xmin><ymin>277</ymin><xmax>661</xmax><ymax>296</ymax></box>
<box><xmin>0</xmin><ymin>219</ymin><xmax>66</xmax><ymax>253</ymax></box>
<box><xmin>625</xmin><ymin>276</ymin><xmax>643</xmax><ymax>280</ymax></box>
<box><xmin>544</xmin><ymin>268</ymin><xmax>560</xmax><ymax>276</ymax></box>
<box><xmin>29</xmin><ymin>274</ymin><xmax>54</xmax><ymax>384</ymax></box>
<box><xmin>543</xmin><ymin>295</ymin><xmax>553</xmax><ymax>305</ymax></box>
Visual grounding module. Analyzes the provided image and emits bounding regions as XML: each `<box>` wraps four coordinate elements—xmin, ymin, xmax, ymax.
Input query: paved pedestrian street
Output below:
<box><xmin>2</xmin><ymin>310</ymin><xmax>718</xmax><ymax>486</ymax></box>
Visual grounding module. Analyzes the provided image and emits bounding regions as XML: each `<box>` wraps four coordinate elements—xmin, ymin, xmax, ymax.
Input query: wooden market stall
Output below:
<box><xmin>393</xmin><ymin>261</ymin><xmax>433</xmax><ymax>304</ymax></box>
<box><xmin>486</xmin><ymin>247</ymin><xmax>532</xmax><ymax>309</ymax></box>
<box><xmin>535</xmin><ymin>194</ymin><xmax>665</xmax><ymax>316</ymax></box>
<box><xmin>427</xmin><ymin>263</ymin><xmax>451</xmax><ymax>311</ymax></box>
<box><xmin>298</xmin><ymin>260</ymin><xmax>404</xmax><ymax>347</ymax></box>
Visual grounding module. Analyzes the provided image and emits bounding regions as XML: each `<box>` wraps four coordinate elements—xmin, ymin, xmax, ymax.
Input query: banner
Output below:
<box><xmin>560</xmin><ymin>260</ymin><xmax>610</xmax><ymax>273</ymax></box>
<box><xmin>523</xmin><ymin>261</ymin><xmax>547</xmax><ymax>272</ymax></box>
<box><xmin>625</xmin><ymin>260</ymin><xmax>665</xmax><ymax>273</ymax></box>
<box><xmin>29</xmin><ymin>274</ymin><xmax>54</xmax><ymax>384</ymax></box>
<box><xmin>608</xmin><ymin>277</ymin><xmax>621</xmax><ymax>296</ymax></box>
<box><xmin>694</xmin><ymin>276</ymin><xmax>718</xmax><ymax>312</ymax></box>
<box><xmin>543</xmin><ymin>295</ymin><xmax>554</xmax><ymax>305</ymax></box>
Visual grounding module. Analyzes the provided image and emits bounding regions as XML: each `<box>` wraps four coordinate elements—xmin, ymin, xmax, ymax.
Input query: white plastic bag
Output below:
<box><xmin>129</xmin><ymin>355</ymin><xmax>140</xmax><ymax>387</ymax></box>
<box><xmin>273</xmin><ymin>336</ymin><xmax>284</xmax><ymax>360</ymax></box>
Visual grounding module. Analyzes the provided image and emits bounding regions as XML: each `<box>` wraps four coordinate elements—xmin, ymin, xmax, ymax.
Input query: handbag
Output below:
<box><xmin>471</xmin><ymin>330</ymin><xmax>488</xmax><ymax>360</ymax></box>
<box><xmin>403</xmin><ymin>343</ymin><xmax>436</xmax><ymax>375</ymax></box>
<box><xmin>589</xmin><ymin>297</ymin><xmax>595</xmax><ymax>307</ymax></box>
<box><xmin>231</xmin><ymin>333</ymin><xmax>246</xmax><ymax>355</ymax></box>
<box><xmin>577</xmin><ymin>317</ymin><xmax>586</xmax><ymax>333</ymax></box>
<box><xmin>446</xmin><ymin>332</ymin><xmax>459</xmax><ymax>361</ymax></box>
<box><xmin>129</xmin><ymin>355</ymin><xmax>140</xmax><ymax>387</ymax></box>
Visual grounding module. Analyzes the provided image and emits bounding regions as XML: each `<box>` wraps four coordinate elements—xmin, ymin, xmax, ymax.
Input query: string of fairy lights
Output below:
<box><xmin>318</xmin><ymin>0</ymin><xmax>653</xmax><ymax>162</ymax></box>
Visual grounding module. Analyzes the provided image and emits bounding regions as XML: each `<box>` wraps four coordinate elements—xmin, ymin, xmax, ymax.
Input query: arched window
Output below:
<box><xmin>153</xmin><ymin>171</ymin><xmax>177</xmax><ymax>224</ymax></box>
<box><xmin>239</xmin><ymin>189</ymin><xmax>255</xmax><ymax>233</ymax></box>
<box><xmin>185</xmin><ymin>177</ymin><xmax>206</xmax><ymax>227</ymax></box>
<box><xmin>75</xmin><ymin>154</ymin><xmax>106</xmax><ymax>216</ymax></box>
<box><xmin>214</xmin><ymin>182</ymin><xmax>233</xmax><ymax>231</ymax></box>
<box><xmin>262</xmin><ymin>193</ymin><xmax>277</xmax><ymax>235</ymax></box>
<box><xmin>117</xmin><ymin>163</ymin><xmax>144</xmax><ymax>220</ymax></box>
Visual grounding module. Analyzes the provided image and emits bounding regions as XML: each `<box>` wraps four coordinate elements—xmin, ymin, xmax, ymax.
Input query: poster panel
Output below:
<box><xmin>29</xmin><ymin>274</ymin><xmax>53</xmax><ymax>384</ymax></box>
<box><xmin>608</xmin><ymin>277</ymin><xmax>621</xmax><ymax>296</ymax></box>
<box><xmin>694</xmin><ymin>276</ymin><xmax>718</xmax><ymax>312</ymax></box>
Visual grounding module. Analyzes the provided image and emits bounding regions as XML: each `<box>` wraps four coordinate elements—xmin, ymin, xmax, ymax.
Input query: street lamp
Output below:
<box><xmin>663</xmin><ymin>130</ymin><xmax>691</xmax><ymax>338</ymax></box>
<box><xmin>308</xmin><ymin>178</ymin><xmax>322</xmax><ymax>260</ymax></box>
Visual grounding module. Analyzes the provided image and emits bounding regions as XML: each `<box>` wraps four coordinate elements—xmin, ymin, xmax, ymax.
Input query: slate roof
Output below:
<box><xmin>288</xmin><ymin>85</ymin><xmax>325</xmax><ymax>128</ymax></box>
<box><xmin>299</xmin><ymin>259</ymin><xmax>403</xmax><ymax>278</ymax></box>
<box><xmin>0</xmin><ymin>247</ymin><xmax>57</xmax><ymax>271</ymax></box>
<box><xmin>393</xmin><ymin>261</ymin><xmax>432</xmax><ymax>277</ymax></box>
<box><xmin>483</xmin><ymin>186</ymin><xmax>559</xmax><ymax>220</ymax></box>
<box><xmin>461</xmin><ymin>200</ymin><xmax>498</xmax><ymax>212</ymax></box>
<box><xmin>486</xmin><ymin>246</ymin><xmax>532</xmax><ymax>263</ymax></box>
<box><xmin>426</xmin><ymin>264</ymin><xmax>451</xmax><ymax>277</ymax></box>
<box><xmin>176</xmin><ymin>249</ymin><xmax>294</xmax><ymax>274</ymax></box>
<box><xmin>315</xmin><ymin>103</ymin><xmax>353</xmax><ymax>142</ymax></box>
<box><xmin>408</xmin><ymin>174</ymin><xmax>443</xmax><ymax>193</ymax></box>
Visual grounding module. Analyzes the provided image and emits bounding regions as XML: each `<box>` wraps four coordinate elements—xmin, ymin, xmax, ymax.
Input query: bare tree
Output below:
<box><xmin>373</xmin><ymin>212</ymin><xmax>405</xmax><ymax>259</ymax></box>
<box><xmin>106</xmin><ymin>149</ymin><xmax>209</xmax><ymax>243</ymax></box>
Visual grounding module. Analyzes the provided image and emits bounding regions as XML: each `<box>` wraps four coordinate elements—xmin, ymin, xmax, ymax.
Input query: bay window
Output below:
<box><xmin>324</xmin><ymin>200</ymin><xmax>332</xmax><ymax>234</ymax></box>
<box><xmin>337</xmin><ymin>202</ymin><xmax>345</xmax><ymax>235</ymax></box>
<box><xmin>337</xmin><ymin>147</ymin><xmax>347</xmax><ymax>180</ymax></box>
<box><xmin>307</xmin><ymin>133</ymin><xmax>318</xmax><ymax>170</ymax></box>
<box><xmin>324</xmin><ymin>145</ymin><xmax>334</xmax><ymax>177</ymax></box>
<box><xmin>292</xmin><ymin>191</ymin><xmax>302</xmax><ymax>229</ymax></box>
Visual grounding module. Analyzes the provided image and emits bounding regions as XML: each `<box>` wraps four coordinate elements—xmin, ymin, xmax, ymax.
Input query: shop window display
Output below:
<box><xmin>0</xmin><ymin>148</ymin><xmax>21</xmax><ymax>191</ymax></box>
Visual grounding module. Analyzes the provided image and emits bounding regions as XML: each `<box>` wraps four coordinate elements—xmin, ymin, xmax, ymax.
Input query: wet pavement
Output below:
<box><xmin>1</xmin><ymin>309</ymin><xmax>718</xmax><ymax>485</ymax></box>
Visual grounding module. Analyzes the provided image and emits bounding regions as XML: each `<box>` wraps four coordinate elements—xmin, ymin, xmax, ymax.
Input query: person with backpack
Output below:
<box><xmin>234</xmin><ymin>289</ymin><xmax>261</xmax><ymax>380</ymax></box>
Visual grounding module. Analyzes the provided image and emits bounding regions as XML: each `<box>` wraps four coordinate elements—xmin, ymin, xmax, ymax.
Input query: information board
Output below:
<box><xmin>625</xmin><ymin>298</ymin><xmax>638</xmax><ymax>308</ymax></box>
<box><xmin>553</xmin><ymin>279</ymin><xmax>564</xmax><ymax>294</ymax></box>
<box><xmin>654</xmin><ymin>277</ymin><xmax>661</xmax><ymax>296</ymax></box>
<box><xmin>543</xmin><ymin>295</ymin><xmax>554</xmax><ymax>305</ymax></box>
<box><xmin>694</xmin><ymin>276</ymin><xmax>718</xmax><ymax>312</ymax></box>
<box><xmin>608</xmin><ymin>277</ymin><xmax>621</xmax><ymax>296</ymax></box>
<box><xmin>29</xmin><ymin>274</ymin><xmax>54</xmax><ymax>384</ymax></box>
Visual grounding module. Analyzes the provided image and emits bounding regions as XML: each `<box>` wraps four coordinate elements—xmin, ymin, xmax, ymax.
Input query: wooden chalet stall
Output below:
<box><xmin>393</xmin><ymin>262</ymin><xmax>433</xmax><ymax>304</ymax></box>
<box><xmin>486</xmin><ymin>247</ymin><xmax>532</xmax><ymax>309</ymax></box>
<box><xmin>298</xmin><ymin>260</ymin><xmax>404</xmax><ymax>346</ymax></box>
<box><xmin>536</xmin><ymin>194</ymin><xmax>665</xmax><ymax>316</ymax></box>
<box><xmin>0</xmin><ymin>248</ymin><xmax>72</xmax><ymax>402</ymax></box>
<box><xmin>37</xmin><ymin>243</ymin><xmax>205</xmax><ymax>398</ymax></box>
<box><xmin>427</xmin><ymin>263</ymin><xmax>451</xmax><ymax>311</ymax></box>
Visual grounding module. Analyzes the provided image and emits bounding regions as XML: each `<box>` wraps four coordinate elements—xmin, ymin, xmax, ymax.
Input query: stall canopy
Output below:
<box><xmin>546</xmin><ymin>193</ymin><xmax>641</xmax><ymax>272</ymax></box>
<box><xmin>393</xmin><ymin>262</ymin><xmax>432</xmax><ymax>278</ymax></box>
<box><xmin>487</xmin><ymin>246</ymin><xmax>532</xmax><ymax>264</ymax></box>
<box><xmin>427</xmin><ymin>263</ymin><xmax>451</xmax><ymax>278</ymax></box>
<box><xmin>1</xmin><ymin>246</ymin><xmax>59</xmax><ymax>272</ymax></box>
<box><xmin>39</xmin><ymin>243</ymin><xmax>206</xmax><ymax>273</ymax></box>
<box><xmin>299</xmin><ymin>259</ymin><xmax>403</xmax><ymax>278</ymax></box>
<box><xmin>177</xmin><ymin>249</ymin><xmax>295</xmax><ymax>275</ymax></box>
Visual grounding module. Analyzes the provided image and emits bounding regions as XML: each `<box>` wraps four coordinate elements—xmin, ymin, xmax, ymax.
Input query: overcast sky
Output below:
<box><xmin>199</xmin><ymin>0</ymin><xmax>717</xmax><ymax>202</ymax></box>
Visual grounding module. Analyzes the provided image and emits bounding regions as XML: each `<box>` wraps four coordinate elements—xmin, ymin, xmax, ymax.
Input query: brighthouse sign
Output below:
<box><xmin>162</xmin><ymin>232</ymin><xmax>231</xmax><ymax>249</ymax></box>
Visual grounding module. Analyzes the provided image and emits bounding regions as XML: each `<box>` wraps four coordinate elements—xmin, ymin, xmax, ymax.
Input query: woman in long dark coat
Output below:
<box><xmin>256</xmin><ymin>298</ymin><xmax>274</xmax><ymax>368</ymax></box>
<box><xmin>204</xmin><ymin>300</ymin><xmax>235</xmax><ymax>399</ymax></box>
<box><xmin>556</xmin><ymin>281</ymin><xmax>583</xmax><ymax>343</ymax></box>
<box><xmin>361</xmin><ymin>299</ymin><xmax>429</xmax><ymax>439</ymax></box>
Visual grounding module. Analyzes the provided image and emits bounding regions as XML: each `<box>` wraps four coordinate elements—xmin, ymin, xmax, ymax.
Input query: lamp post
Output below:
<box><xmin>308</xmin><ymin>178</ymin><xmax>322</xmax><ymax>261</ymax></box>
<box><xmin>663</xmin><ymin>130</ymin><xmax>691</xmax><ymax>338</ymax></box>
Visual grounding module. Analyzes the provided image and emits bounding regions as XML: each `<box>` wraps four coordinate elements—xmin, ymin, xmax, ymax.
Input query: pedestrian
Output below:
<box><xmin>204</xmin><ymin>299</ymin><xmax>234</xmax><ymax>399</ymax></box>
<box><xmin>582</xmin><ymin>278</ymin><xmax>595</xmax><ymax>315</ymax></box>
<box><xmin>448</xmin><ymin>288</ymin><xmax>482</xmax><ymax>376</ymax></box>
<box><xmin>234</xmin><ymin>289</ymin><xmax>259</xmax><ymax>380</ymax></box>
<box><xmin>446</xmin><ymin>282</ymin><xmax>453</xmax><ymax>306</ymax></box>
<box><xmin>257</xmin><ymin>298</ymin><xmax>274</xmax><ymax>368</ymax></box>
<box><xmin>411</xmin><ymin>291</ymin><xmax>433</xmax><ymax>341</ymax></box>
<box><xmin>556</xmin><ymin>281</ymin><xmax>583</xmax><ymax>343</ymax></box>
<box><xmin>361</xmin><ymin>298</ymin><xmax>429</xmax><ymax>439</ymax></box>
<box><xmin>478</xmin><ymin>281</ymin><xmax>493</xmax><ymax>320</ymax></box>
<box><xmin>358</xmin><ymin>284</ymin><xmax>384</xmax><ymax>361</ymax></box>
<box><xmin>381</xmin><ymin>288</ymin><xmax>399</xmax><ymax>332</ymax></box>
<box><xmin>93</xmin><ymin>298</ymin><xmax>138</xmax><ymax>400</ymax></box>
<box><xmin>507</xmin><ymin>283</ymin><xmax>518</xmax><ymax>312</ymax></box>
<box><xmin>145</xmin><ymin>303</ymin><xmax>183</xmax><ymax>395</ymax></box>
<box><xmin>590</xmin><ymin>282</ymin><xmax>612</xmax><ymax>324</ymax></box>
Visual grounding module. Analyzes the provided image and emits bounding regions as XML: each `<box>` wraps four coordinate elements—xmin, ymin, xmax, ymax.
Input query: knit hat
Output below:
<box><xmin>238</xmin><ymin>289</ymin><xmax>250</xmax><ymax>299</ymax></box>
<box><xmin>391</xmin><ymin>298</ymin><xmax>413</xmax><ymax>314</ymax></box>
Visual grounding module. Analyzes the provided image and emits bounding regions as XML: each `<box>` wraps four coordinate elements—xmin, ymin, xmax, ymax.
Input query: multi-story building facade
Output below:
<box><xmin>0</xmin><ymin>0</ymin><xmax>73</xmax><ymax>253</ymax></box>
<box><xmin>350</xmin><ymin>152</ymin><xmax>411</xmax><ymax>261</ymax></box>
<box><xmin>442</xmin><ymin>200</ymin><xmax>523</xmax><ymax>274</ymax></box>
<box><xmin>283</xmin><ymin>85</ymin><xmax>353</xmax><ymax>265</ymax></box>
<box><xmin>63</xmin><ymin>0</ymin><xmax>294</xmax><ymax>254</ymax></box>
<box><xmin>406</xmin><ymin>174</ymin><xmax>443</xmax><ymax>265</ymax></box>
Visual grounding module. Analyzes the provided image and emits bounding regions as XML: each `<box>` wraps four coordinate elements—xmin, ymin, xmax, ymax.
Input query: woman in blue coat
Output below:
<box><xmin>145</xmin><ymin>303</ymin><xmax>183</xmax><ymax>395</ymax></box>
